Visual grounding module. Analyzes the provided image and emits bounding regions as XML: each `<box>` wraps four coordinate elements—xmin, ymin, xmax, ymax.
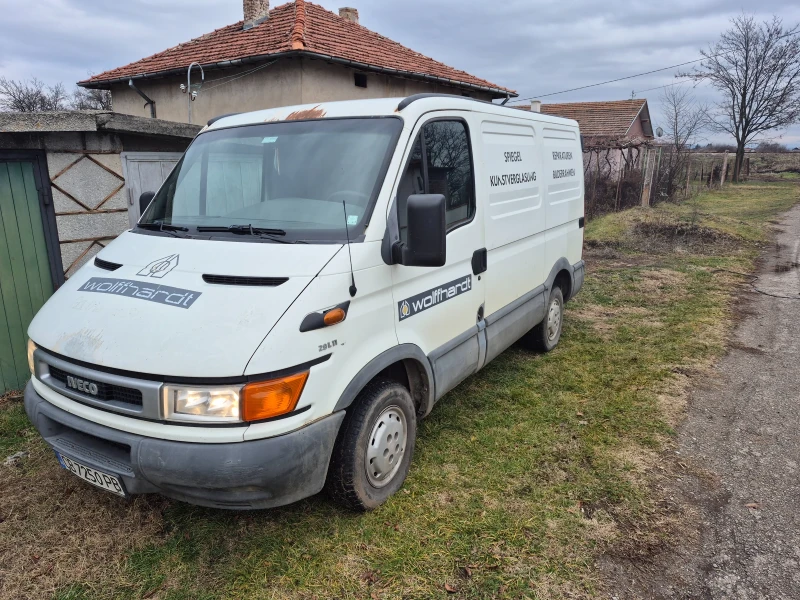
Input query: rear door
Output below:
<box><xmin>391</xmin><ymin>113</ymin><xmax>486</xmax><ymax>399</ymax></box>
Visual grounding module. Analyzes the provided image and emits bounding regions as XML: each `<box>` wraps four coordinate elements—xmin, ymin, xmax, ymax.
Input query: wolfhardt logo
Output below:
<box><xmin>78</xmin><ymin>277</ymin><xmax>201</xmax><ymax>309</ymax></box>
<box><xmin>138</xmin><ymin>254</ymin><xmax>179</xmax><ymax>278</ymax></box>
<box><xmin>398</xmin><ymin>275</ymin><xmax>472</xmax><ymax>321</ymax></box>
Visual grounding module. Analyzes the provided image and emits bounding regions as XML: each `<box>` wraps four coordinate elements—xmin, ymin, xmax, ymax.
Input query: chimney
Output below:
<box><xmin>339</xmin><ymin>7</ymin><xmax>359</xmax><ymax>24</ymax></box>
<box><xmin>243</xmin><ymin>0</ymin><xmax>269</xmax><ymax>30</ymax></box>
<box><xmin>530</xmin><ymin>100</ymin><xmax>542</xmax><ymax>113</ymax></box>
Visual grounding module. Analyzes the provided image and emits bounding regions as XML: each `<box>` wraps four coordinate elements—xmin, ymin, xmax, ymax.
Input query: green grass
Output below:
<box><xmin>587</xmin><ymin>180</ymin><xmax>800</xmax><ymax>244</ymax></box>
<box><xmin>2</xmin><ymin>180</ymin><xmax>798</xmax><ymax>600</ymax></box>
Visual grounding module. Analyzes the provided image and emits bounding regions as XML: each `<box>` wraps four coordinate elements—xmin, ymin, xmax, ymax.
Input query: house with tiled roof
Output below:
<box><xmin>79</xmin><ymin>0</ymin><xmax>516</xmax><ymax>125</ymax></box>
<box><xmin>514</xmin><ymin>99</ymin><xmax>654</xmax><ymax>143</ymax></box>
<box><xmin>515</xmin><ymin>98</ymin><xmax>654</xmax><ymax>182</ymax></box>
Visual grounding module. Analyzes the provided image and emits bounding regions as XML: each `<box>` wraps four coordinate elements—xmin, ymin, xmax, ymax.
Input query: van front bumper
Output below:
<box><xmin>24</xmin><ymin>381</ymin><xmax>345</xmax><ymax>510</ymax></box>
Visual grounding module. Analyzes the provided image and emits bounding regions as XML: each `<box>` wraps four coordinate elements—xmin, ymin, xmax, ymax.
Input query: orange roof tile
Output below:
<box><xmin>514</xmin><ymin>99</ymin><xmax>652</xmax><ymax>138</ymax></box>
<box><xmin>80</xmin><ymin>1</ymin><xmax>515</xmax><ymax>97</ymax></box>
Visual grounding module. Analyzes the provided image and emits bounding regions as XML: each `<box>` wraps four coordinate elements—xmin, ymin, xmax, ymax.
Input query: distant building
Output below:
<box><xmin>78</xmin><ymin>0</ymin><xmax>517</xmax><ymax>125</ymax></box>
<box><xmin>515</xmin><ymin>99</ymin><xmax>654</xmax><ymax>178</ymax></box>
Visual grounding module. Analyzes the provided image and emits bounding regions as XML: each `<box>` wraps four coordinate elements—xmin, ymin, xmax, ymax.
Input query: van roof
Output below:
<box><xmin>204</xmin><ymin>95</ymin><xmax>579</xmax><ymax>132</ymax></box>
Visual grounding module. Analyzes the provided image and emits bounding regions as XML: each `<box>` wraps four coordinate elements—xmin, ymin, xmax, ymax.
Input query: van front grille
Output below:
<box><xmin>48</xmin><ymin>365</ymin><xmax>143</xmax><ymax>407</ymax></box>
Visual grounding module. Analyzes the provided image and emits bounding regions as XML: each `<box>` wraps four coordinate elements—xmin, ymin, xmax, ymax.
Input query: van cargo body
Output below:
<box><xmin>24</xmin><ymin>95</ymin><xmax>585</xmax><ymax>510</ymax></box>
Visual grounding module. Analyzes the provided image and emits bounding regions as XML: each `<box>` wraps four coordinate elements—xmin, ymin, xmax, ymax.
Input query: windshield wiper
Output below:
<box><xmin>195</xmin><ymin>224</ymin><xmax>306</xmax><ymax>244</ymax></box>
<box><xmin>137</xmin><ymin>221</ymin><xmax>189</xmax><ymax>237</ymax></box>
<box><xmin>197</xmin><ymin>225</ymin><xmax>287</xmax><ymax>236</ymax></box>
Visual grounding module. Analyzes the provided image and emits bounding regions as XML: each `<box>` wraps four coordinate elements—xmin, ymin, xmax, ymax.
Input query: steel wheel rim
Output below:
<box><xmin>547</xmin><ymin>296</ymin><xmax>562</xmax><ymax>342</ymax></box>
<box><xmin>365</xmin><ymin>405</ymin><xmax>407</xmax><ymax>488</ymax></box>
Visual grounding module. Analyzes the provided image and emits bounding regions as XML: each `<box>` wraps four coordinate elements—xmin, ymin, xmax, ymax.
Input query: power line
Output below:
<box><xmin>631</xmin><ymin>78</ymin><xmax>705</xmax><ymax>96</ymax></box>
<box><xmin>202</xmin><ymin>59</ymin><xmax>278</xmax><ymax>92</ymax></box>
<box><xmin>509</xmin><ymin>28</ymin><xmax>800</xmax><ymax>104</ymax></box>
<box><xmin>509</xmin><ymin>57</ymin><xmax>709</xmax><ymax>103</ymax></box>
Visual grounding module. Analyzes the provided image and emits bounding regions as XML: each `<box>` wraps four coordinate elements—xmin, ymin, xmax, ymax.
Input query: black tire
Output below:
<box><xmin>522</xmin><ymin>286</ymin><xmax>564</xmax><ymax>352</ymax></box>
<box><xmin>325</xmin><ymin>379</ymin><xmax>417</xmax><ymax>511</ymax></box>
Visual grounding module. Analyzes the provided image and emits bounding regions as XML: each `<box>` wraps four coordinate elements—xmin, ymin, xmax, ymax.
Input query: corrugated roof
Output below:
<box><xmin>80</xmin><ymin>1</ymin><xmax>515</xmax><ymax>97</ymax></box>
<box><xmin>514</xmin><ymin>99</ymin><xmax>652</xmax><ymax>138</ymax></box>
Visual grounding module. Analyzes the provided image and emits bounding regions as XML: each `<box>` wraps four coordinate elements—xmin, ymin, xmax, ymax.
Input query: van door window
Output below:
<box><xmin>397</xmin><ymin>120</ymin><xmax>475</xmax><ymax>242</ymax></box>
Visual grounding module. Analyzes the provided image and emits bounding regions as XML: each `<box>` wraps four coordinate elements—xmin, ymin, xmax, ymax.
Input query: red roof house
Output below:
<box><xmin>514</xmin><ymin>99</ymin><xmax>654</xmax><ymax>142</ymax></box>
<box><xmin>80</xmin><ymin>1</ymin><xmax>516</xmax><ymax>124</ymax></box>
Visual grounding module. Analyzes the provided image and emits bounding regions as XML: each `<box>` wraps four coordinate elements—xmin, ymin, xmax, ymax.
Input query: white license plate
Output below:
<box><xmin>56</xmin><ymin>452</ymin><xmax>126</xmax><ymax>497</ymax></box>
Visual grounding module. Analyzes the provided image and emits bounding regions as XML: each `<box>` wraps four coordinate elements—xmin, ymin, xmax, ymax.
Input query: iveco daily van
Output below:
<box><xmin>24</xmin><ymin>94</ymin><xmax>585</xmax><ymax>510</ymax></box>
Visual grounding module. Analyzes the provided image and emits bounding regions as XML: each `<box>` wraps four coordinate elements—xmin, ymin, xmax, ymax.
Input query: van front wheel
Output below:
<box><xmin>326</xmin><ymin>379</ymin><xmax>417</xmax><ymax>511</ymax></box>
<box><xmin>523</xmin><ymin>286</ymin><xmax>564</xmax><ymax>352</ymax></box>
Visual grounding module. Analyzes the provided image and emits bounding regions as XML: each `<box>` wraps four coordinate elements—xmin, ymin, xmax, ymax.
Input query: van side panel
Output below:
<box><xmin>480</xmin><ymin>120</ymin><xmax>545</xmax><ymax>316</ymax></box>
<box><xmin>542</xmin><ymin>126</ymin><xmax>584</xmax><ymax>270</ymax></box>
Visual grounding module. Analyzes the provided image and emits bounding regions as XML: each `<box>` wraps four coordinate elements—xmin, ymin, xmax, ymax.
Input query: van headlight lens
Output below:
<box><xmin>163</xmin><ymin>372</ymin><xmax>309</xmax><ymax>423</ymax></box>
<box><xmin>27</xmin><ymin>339</ymin><xmax>36</xmax><ymax>375</ymax></box>
<box><xmin>163</xmin><ymin>385</ymin><xmax>242</xmax><ymax>422</ymax></box>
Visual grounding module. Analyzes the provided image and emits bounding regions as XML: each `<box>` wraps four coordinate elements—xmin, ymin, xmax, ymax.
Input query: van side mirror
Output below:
<box><xmin>394</xmin><ymin>194</ymin><xmax>446</xmax><ymax>267</ymax></box>
<box><xmin>139</xmin><ymin>191</ymin><xmax>156</xmax><ymax>216</ymax></box>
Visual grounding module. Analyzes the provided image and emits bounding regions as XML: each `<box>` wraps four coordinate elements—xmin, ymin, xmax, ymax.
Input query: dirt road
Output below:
<box><xmin>606</xmin><ymin>202</ymin><xmax>800</xmax><ymax>599</ymax></box>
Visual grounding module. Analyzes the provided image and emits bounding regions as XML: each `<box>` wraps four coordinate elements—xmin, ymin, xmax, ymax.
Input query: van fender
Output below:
<box><xmin>333</xmin><ymin>343</ymin><xmax>435</xmax><ymax>416</ymax></box>
<box><xmin>545</xmin><ymin>258</ymin><xmax>585</xmax><ymax>302</ymax></box>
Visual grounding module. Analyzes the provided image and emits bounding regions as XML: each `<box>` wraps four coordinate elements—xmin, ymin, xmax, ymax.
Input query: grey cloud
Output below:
<box><xmin>0</xmin><ymin>0</ymin><xmax>798</xmax><ymax>143</ymax></box>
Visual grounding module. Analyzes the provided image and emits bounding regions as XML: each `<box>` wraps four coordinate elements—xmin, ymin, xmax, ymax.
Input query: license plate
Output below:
<box><xmin>56</xmin><ymin>452</ymin><xmax>126</xmax><ymax>497</ymax></box>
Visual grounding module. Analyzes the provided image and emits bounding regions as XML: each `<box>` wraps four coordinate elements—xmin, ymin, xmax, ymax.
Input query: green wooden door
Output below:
<box><xmin>0</xmin><ymin>160</ymin><xmax>55</xmax><ymax>394</ymax></box>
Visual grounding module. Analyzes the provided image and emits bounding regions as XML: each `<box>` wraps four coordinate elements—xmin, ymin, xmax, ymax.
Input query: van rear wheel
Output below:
<box><xmin>522</xmin><ymin>286</ymin><xmax>564</xmax><ymax>352</ymax></box>
<box><xmin>325</xmin><ymin>379</ymin><xmax>417</xmax><ymax>511</ymax></box>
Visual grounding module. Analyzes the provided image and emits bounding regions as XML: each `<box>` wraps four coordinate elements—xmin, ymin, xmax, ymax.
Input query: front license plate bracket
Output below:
<box><xmin>56</xmin><ymin>451</ymin><xmax>127</xmax><ymax>497</ymax></box>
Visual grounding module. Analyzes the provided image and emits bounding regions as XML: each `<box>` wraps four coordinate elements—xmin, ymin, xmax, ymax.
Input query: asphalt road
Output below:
<box><xmin>605</xmin><ymin>202</ymin><xmax>800</xmax><ymax>599</ymax></box>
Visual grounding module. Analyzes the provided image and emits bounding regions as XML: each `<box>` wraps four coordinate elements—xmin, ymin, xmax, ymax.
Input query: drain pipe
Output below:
<box><xmin>128</xmin><ymin>79</ymin><xmax>156</xmax><ymax>118</ymax></box>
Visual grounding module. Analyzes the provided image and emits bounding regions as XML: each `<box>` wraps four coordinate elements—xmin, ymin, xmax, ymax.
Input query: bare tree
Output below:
<box><xmin>683</xmin><ymin>15</ymin><xmax>800</xmax><ymax>182</ymax></box>
<box><xmin>71</xmin><ymin>87</ymin><xmax>112</xmax><ymax>111</ymax></box>
<box><xmin>0</xmin><ymin>77</ymin><xmax>70</xmax><ymax>112</ymax></box>
<box><xmin>754</xmin><ymin>140</ymin><xmax>789</xmax><ymax>152</ymax></box>
<box><xmin>0</xmin><ymin>76</ymin><xmax>113</xmax><ymax>112</ymax></box>
<box><xmin>656</xmin><ymin>86</ymin><xmax>706</xmax><ymax>199</ymax></box>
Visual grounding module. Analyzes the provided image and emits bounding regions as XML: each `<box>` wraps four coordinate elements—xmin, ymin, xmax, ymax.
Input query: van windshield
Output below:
<box><xmin>139</xmin><ymin>117</ymin><xmax>402</xmax><ymax>242</ymax></box>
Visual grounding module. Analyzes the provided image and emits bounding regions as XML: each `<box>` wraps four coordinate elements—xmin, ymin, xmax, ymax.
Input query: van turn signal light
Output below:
<box><xmin>242</xmin><ymin>372</ymin><xmax>309</xmax><ymax>421</ymax></box>
<box><xmin>323</xmin><ymin>307</ymin><xmax>346</xmax><ymax>326</ymax></box>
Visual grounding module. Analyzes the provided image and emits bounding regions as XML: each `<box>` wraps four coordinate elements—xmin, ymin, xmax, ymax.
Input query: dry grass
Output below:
<box><xmin>0</xmin><ymin>181</ymin><xmax>796</xmax><ymax>600</ymax></box>
<box><xmin>0</xmin><ymin>440</ymin><xmax>168</xmax><ymax>599</ymax></box>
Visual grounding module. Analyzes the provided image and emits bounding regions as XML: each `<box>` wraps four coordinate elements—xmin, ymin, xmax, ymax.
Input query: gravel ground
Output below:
<box><xmin>604</xmin><ymin>202</ymin><xmax>800</xmax><ymax>599</ymax></box>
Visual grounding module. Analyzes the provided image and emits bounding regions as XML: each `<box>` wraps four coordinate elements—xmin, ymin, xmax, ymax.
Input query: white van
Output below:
<box><xmin>24</xmin><ymin>95</ymin><xmax>584</xmax><ymax>510</ymax></box>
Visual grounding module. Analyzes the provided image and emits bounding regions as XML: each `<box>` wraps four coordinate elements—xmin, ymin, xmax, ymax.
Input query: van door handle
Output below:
<box><xmin>472</xmin><ymin>248</ymin><xmax>487</xmax><ymax>275</ymax></box>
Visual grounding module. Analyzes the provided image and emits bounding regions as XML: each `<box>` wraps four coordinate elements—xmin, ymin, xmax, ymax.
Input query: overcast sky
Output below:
<box><xmin>1</xmin><ymin>0</ymin><xmax>799</xmax><ymax>146</ymax></box>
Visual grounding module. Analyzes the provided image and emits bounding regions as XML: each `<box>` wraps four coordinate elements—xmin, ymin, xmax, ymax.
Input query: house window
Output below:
<box><xmin>354</xmin><ymin>73</ymin><xmax>367</xmax><ymax>88</ymax></box>
<box><xmin>396</xmin><ymin>119</ymin><xmax>475</xmax><ymax>241</ymax></box>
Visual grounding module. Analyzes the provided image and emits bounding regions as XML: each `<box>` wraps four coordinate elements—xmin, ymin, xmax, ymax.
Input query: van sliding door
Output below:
<box><xmin>479</xmin><ymin>119</ymin><xmax>546</xmax><ymax>364</ymax></box>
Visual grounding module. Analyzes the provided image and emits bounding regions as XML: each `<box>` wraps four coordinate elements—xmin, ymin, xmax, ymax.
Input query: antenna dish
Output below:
<box><xmin>656</xmin><ymin>126</ymin><xmax>664</xmax><ymax>137</ymax></box>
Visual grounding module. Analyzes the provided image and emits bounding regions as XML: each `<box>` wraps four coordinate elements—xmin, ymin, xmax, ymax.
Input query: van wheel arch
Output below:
<box><xmin>545</xmin><ymin>259</ymin><xmax>576</xmax><ymax>302</ymax></box>
<box><xmin>333</xmin><ymin>344</ymin><xmax>434</xmax><ymax>417</ymax></box>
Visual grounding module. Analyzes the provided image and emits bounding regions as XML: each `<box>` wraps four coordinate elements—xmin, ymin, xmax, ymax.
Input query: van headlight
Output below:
<box><xmin>163</xmin><ymin>372</ymin><xmax>309</xmax><ymax>423</ymax></box>
<box><xmin>163</xmin><ymin>385</ymin><xmax>242</xmax><ymax>423</ymax></box>
<box><xmin>27</xmin><ymin>339</ymin><xmax>36</xmax><ymax>375</ymax></box>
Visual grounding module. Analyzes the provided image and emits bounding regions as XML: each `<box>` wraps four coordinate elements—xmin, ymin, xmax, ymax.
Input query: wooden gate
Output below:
<box><xmin>0</xmin><ymin>152</ymin><xmax>61</xmax><ymax>394</ymax></box>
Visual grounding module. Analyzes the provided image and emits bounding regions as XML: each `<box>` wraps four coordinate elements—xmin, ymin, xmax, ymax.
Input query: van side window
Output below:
<box><xmin>397</xmin><ymin>120</ymin><xmax>474</xmax><ymax>242</ymax></box>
